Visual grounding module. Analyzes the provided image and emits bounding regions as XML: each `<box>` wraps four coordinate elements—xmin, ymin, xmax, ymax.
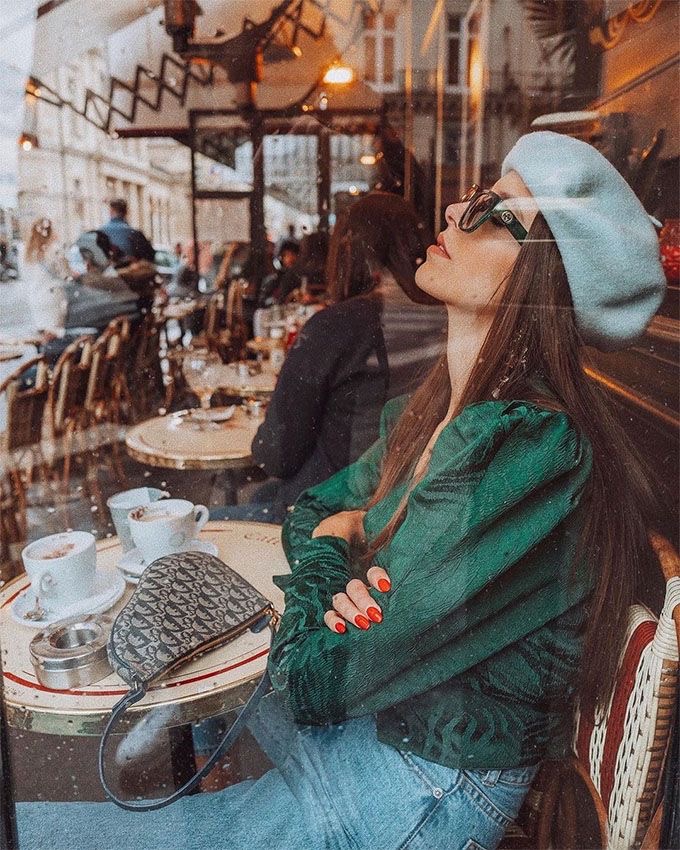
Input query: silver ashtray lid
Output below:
<box><xmin>29</xmin><ymin>615</ymin><xmax>111</xmax><ymax>672</ymax></box>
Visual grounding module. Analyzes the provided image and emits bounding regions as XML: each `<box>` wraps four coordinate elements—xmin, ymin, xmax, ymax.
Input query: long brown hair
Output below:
<box><xmin>365</xmin><ymin>213</ymin><xmax>659</xmax><ymax>710</ymax></box>
<box><xmin>325</xmin><ymin>192</ymin><xmax>436</xmax><ymax>304</ymax></box>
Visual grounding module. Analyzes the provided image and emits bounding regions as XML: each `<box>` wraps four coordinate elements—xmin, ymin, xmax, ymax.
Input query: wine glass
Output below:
<box><xmin>183</xmin><ymin>351</ymin><xmax>221</xmax><ymax>427</ymax></box>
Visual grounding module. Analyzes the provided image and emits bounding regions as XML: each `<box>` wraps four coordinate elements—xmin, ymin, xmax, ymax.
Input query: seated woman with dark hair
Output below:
<box><xmin>219</xmin><ymin>191</ymin><xmax>445</xmax><ymax>523</ymax></box>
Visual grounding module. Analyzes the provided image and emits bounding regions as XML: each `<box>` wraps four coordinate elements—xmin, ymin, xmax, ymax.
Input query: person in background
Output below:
<box><xmin>100</xmin><ymin>198</ymin><xmax>155</xmax><ymax>264</ymax></box>
<box><xmin>23</xmin><ymin>217</ymin><xmax>70</xmax><ymax>335</ymax></box>
<box><xmin>275</xmin><ymin>222</ymin><xmax>299</xmax><ymax>255</ymax></box>
<box><xmin>219</xmin><ymin>192</ymin><xmax>445</xmax><ymax>524</ymax></box>
<box><xmin>258</xmin><ymin>239</ymin><xmax>300</xmax><ymax>307</ymax></box>
<box><xmin>285</xmin><ymin>230</ymin><xmax>330</xmax><ymax>301</ymax></box>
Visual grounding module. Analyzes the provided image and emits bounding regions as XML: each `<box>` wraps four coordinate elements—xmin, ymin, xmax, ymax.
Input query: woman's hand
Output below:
<box><xmin>311</xmin><ymin>510</ymin><xmax>366</xmax><ymax>546</ymax></box>
<box><xmin>323</xmin><ymin>566</ymin><xmax>392</xmax><ymax>634</ymax></box>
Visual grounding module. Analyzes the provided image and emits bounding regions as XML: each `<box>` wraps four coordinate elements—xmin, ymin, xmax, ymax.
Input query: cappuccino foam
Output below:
<box><xmin>40</xmin><ymin>543</ymin><xmax>76</xmax><ymax>560</ymax></box>
<box><xmin>131</xmin><ymin>508</ymin><xmax>178</xmax><ymax>523</ymax></box>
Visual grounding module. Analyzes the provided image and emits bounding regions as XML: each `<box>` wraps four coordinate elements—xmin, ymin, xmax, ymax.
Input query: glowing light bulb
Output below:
<box><xmin>322</xmin><ymin>64</ymin><xmax>354</xmax><ymax>85</ymax></box>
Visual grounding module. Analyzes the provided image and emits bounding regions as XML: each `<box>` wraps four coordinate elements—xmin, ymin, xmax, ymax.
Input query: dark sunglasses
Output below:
<box><xmin>459</xmin><ymin>185</ymin><xmax>527</xmax><ymax>244</ymax></box>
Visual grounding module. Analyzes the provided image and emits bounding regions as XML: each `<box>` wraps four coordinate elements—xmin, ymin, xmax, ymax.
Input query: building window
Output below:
<box><xmin>447</xmin><ymin>14</ymin><xmax>462</xmax><ymax>89</ymax></box>
<box><xmin>66</xmin><ymin>71</ymin><xmax>82</xmax><ymax>137</ymax></box>
<box><xmin>363</xmin><ymin>11</ymin><xmax>397</xmax><ymax>90</ymax></box>
<box><xmin>73</xmin><ymin>178</ymin><xmax>84</xmax><ymax>219</ymax></box>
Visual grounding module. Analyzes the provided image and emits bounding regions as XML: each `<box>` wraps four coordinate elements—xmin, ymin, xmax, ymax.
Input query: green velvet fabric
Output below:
<box><xmin>268</xmin><ymin>396</ymin><xmax>594</xmax><ymax>768</ymax></box>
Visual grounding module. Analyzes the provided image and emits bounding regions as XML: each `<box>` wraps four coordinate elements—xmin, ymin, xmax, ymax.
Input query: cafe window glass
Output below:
<box><xmin>363</xmin><ymin>11</ymin><xmax>397</xmax><ymax>90</ymax></box>
<box><xmin>1</xmin><ymin>1</ymin><xmax>679</xmax><ymax>848</ymax></box>
<box><xmin>447</xmin><ymin>14</ymin><xmax>462</xmax><ymax>88</ymax></box>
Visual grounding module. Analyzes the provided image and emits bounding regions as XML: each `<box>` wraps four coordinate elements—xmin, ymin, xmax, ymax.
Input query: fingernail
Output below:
<box><xmin>377</xmin><ymin>578</ymin><xmax>391</xmax><ymax>592</ymax></box>
<box><xmin>335</xmin><ymin>622</ymin><xmax>347</xmax><ymax>634</ymax></box>
<box><xmin>354</xmin><ymin>615</ymin><xmax>370</xmax><ymax>630</ymax></box>
<box><xmin>366</xmin><ymin>606</ymin><xmax>382</xmax><ymax>623</ymax></box>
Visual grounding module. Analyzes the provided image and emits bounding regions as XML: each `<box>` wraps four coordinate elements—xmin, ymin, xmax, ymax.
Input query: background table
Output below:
<box><xmin>125</xmin><ymin>406</ymin><xmax>260</xmax><ymax>471</ymax></box>
<box><xmin>0</xmin><ymin>520</ymin><xmax>288</xmax><ymax>736</ymax></box>
<box><xmin>208</xmin><ymin>363</ymin><xmax>276</xmax><ymax>397</ymax></box>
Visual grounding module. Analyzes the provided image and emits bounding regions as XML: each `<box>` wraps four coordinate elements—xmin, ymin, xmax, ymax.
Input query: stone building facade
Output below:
<box><xmin>18</xmin><ymin>47</ymin><xmax>192</xmax><ymax>249</ymax></box>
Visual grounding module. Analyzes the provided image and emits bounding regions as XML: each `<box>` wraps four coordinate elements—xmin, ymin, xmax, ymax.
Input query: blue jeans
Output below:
<box><xmin>16</xmin><ymin>692</ymin><xmax>536</xmax><ymax>850</ymax></box>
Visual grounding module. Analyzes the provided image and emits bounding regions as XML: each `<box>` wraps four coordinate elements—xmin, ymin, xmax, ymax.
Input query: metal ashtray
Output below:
<box><xmin>29</xmin><ymin>615</ymin><xmax>113</xmax><ymax>689</ymax></box>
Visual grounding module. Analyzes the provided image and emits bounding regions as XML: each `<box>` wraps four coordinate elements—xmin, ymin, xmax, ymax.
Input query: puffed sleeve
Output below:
<box><xmin>268</xmin><ymin>402</ymin><xmax>593</xmax><ymax>724</ymax></box>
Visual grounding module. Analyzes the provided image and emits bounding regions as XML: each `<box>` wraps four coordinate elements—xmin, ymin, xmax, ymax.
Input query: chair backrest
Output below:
<box><xmin>48</xmin><ymin>336</ymin><xmax>92</xmax><ymax>436</ymax></box>
<box><xmin>85</xmin><ymin>326</ymin><xmax>122</xmax><ymax>415</ymax></box>
<box><xmin>573</xmin><ymin>541</ymin><xmax>680</xmax><ymax>850</ymax></box>
<box><xmin>128</xmin><ymin>313</ymin><xmax>165</xmax><ymax>418</ymax></box>
<box><xmin>0</xmin><ymin>356</ymin><xmax>50</xmax><ymax>451</ymax></box>
<box><xmin>202</xmin><ymin>291</ymin><xmax>225</xmax><ymax>339</ymax></box>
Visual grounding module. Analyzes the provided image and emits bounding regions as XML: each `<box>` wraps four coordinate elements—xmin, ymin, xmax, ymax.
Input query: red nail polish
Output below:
<box><xmin>377</xmin><ymin>578</ymin><xmax>391</xmax><ymax>592</ymax></box>
<box><xmin>354</xmin><ymin>615</ymin><xmax>370</xmax><ymax>630</ymax></box>
<box><xmin>335</xmin><ymin>622</ymin><xmax>347</xmax><ymax>634</ymax></box>
<box><xmin>367</xmin><ymin>606</ymin><xmax>382</xmax><ymax>623</ymax></box>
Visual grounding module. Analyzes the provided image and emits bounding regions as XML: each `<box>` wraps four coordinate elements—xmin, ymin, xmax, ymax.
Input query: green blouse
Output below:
<box><xmin>268</xmin><ymin>397</ymin><xmax>594</xmax><ymax>768</ymax></box>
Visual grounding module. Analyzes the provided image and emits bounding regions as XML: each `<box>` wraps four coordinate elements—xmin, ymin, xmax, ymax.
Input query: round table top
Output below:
<box><xmin>125</xmin><ymin>406</ymin><xmax>260</xmax><ymax>470</ymax></box>
<box><xmin>207</xmin><ymin>363</ymin><xmax>276</xmax><ymax>397</ymax></box>
<box><xmin>0</xmin><ymin>521</ymin><xmax>288</xmax><ymax>735</ymax></box>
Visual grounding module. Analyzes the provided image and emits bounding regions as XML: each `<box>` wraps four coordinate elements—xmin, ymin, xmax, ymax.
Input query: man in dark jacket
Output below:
<box><xmin>100</xmin><ymin>198</ymin><xmax>155</xmax><ymax>263</ymax></box>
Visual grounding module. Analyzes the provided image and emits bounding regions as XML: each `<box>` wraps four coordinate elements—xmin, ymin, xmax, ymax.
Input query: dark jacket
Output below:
<box><xmin>100</xmin><ymin>217</ymin><xmax>155</xmax><ymax>263</ymax></box>
<box><xmin>252</xmin><ymin>281</ymin><xmax>445</xmax><ymax>514</ymax></box>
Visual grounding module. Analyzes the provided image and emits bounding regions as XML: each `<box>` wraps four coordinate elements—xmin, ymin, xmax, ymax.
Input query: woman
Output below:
<box><xmin>221</xmin><ymin>192</ymin><xmax>445</xmax><ymax>523</ymax></box>
<box><xmin>23</xmin><ymin>217</ymin><xmax>70</xmax><ymax>334</ymax></box>
<box><xmin>17</xmin><ymin>132</ymin><xmax>665</xmax><ymax>850</ymax></box>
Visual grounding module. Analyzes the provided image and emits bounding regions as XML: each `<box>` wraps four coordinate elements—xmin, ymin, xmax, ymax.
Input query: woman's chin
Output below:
<box><xmin>414</xmin><ymin>264</ymin><xmax>440</xmax><ymax>299</ymax></box>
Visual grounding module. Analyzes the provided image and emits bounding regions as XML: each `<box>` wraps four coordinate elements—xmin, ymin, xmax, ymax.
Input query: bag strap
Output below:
<box><xmin>98</xmin><ymin>669</ymin><xmax>271</xmax><ymax>811</ymax></box>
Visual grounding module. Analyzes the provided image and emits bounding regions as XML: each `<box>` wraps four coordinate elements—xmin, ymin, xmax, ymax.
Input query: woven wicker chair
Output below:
<box><xmin>84</xmin><ymin>323</ymin><xmax>125</xmax><ymax>425</ymax></box>
<box><xmin>46</xmin><ymin>335</ymin><xmax>93</xmax><ymax>492</ymax></box>
<box><xmin>0</xmin><ymin>356</ymin><xmax>50</xmax><ymax>579</ymax></box>
<box><xmin>505</xmin><ymin>534</ymin><xmax>680</xmax><ymax>850</ymax></box>
<box><xmin>83</xmin><ymin>323</ymin><xmax>134</xmax><ymax>487</ymax></box>
<box><xmin>128</xmin><ymin>313</ymin><xmax>167</xmax><ymax>420</ymax></box>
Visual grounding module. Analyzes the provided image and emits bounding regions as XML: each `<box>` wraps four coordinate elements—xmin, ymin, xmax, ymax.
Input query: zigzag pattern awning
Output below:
<box><xmin>26</xmin><ymin>0</ymin><xmax>384</xmax><ymax>149</ymax></box>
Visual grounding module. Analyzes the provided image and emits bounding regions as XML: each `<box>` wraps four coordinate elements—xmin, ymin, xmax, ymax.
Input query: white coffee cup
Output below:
<box><xmin>107</xmin><ymin>487</ymin><xmax>170</xmax><ymax>553</ymax></box>
<box><xmin>22</xmin><ymin>531</ymin><xmax>96</xmax><ymax>611</ymax></box>
<box><xmin>128</xmin><ymin>499</ymin><xmax>209</xmax><ymax>564</ymax></box>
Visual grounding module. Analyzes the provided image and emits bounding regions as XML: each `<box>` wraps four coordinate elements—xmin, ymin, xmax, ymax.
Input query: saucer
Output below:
<box><xmin>117</xmin><ymin>539</ymin><xmax>219</xmax><ymax>579</ymax></box>
<box><xmin>12</xmin><ymin>570</ymin><xmax>126</xmax><ymax>629</ymax></box>
<box><xmin>190</xmin><ymin>406</ymin><xmax>235</xmax><ymax>423</ymax></box>
<box><xmin>172</xmin><ymin>406</ymin><xmax>235</xmax><ymax>426</ymax></box>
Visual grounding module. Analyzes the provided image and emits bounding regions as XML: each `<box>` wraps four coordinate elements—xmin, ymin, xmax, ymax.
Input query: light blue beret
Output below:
<box><xmin>501</xmin><ymin>131</ymin><xmax>666</xmax><ymax>351</ymax></box>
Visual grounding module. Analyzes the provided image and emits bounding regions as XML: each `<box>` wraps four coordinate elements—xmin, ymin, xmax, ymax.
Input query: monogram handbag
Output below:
<box><xmin>98</xmin><ymin>551</ymin><xmax>279</xmax><ymax>811</ymax></box>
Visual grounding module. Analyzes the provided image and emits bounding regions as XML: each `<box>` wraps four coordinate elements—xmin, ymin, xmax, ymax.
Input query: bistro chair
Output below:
<box><xmin>105</xmin><ymin>315</ymin><xmax>133</xmax><ymax>422</ymax></box>
<box><xmin>45</xmin><ymin>335</ymin><xmax>93</xmax><ymax>493</ymax></box>
<box><xmin>0</xmin><ymin>356</ymin><xmax>50</xmax><ymax>578</ymax></box>
<box><xmin>82</xmin><ymin>325</ymin><xmax>127</xmax><ymax>485</ymax></box>
<box><xmin>503</xmin><ymin>534</ymin><xmax>680</xmax><ymax>850</ymax></box>
<box><xmin>128</xmin><ymin>313</ymin><xmax>168</xmax><ymax>420</ymax></box>
<box><xmin>0</xmin><ymin>472</ymin><xmax>24</xmax><ymax>581</ymax></box>
<box><xmin>85</xmin><ymin>323</ymin><xmax>125</xmax><ymax>425</ymax></box>
<box><xmin>224</xmin><ymin>278</ymin><xmax>248</xmax><ymax>361</ymax></box>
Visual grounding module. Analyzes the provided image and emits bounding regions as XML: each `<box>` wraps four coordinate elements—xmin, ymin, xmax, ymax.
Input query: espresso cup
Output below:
<box><xmin>128</xmin><ymin>499</ymin><xmax>209</xmax><ymax>564</ymax></box>
<box><xmin>22</xmin><ymin>531</ymin><xmax>96</xmax><ymax>612</ymax></box>
<box><xmin>107</xmin><ymin>487</ymin><xmax>170</xmax><ymax>552</ymax></box>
